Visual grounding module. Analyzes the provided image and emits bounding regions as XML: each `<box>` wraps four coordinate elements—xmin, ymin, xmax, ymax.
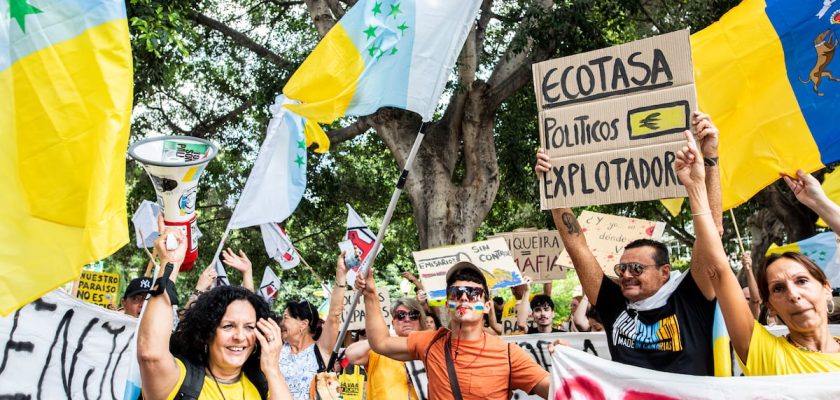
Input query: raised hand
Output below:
<box><xmin>675</xmin><ymin>130</ymin><xmax>705</xmax><ymax>190</ymax></box>
<box><xmin>782</xmin><ymin>169</ymin><xmax>827</xmax><ymax>210</ymax></box>
<box><xmin>221</xmin><ymin>248</ymin><xmax>252</xmax><ymax>274</ymax></box>
<box><xmin>535</xmin><ymin>148</ymin><xmax>552</xmax><ymax>176</ymax></box>
<box><xmin>693</xmin><ymin>111</ymin><xmax>719</xmax><ymax>158</ymax></box>
<box><xmin>153</xmin><ymin>216</ymin><xmax>187</xmax><ymax>268</ymax></box>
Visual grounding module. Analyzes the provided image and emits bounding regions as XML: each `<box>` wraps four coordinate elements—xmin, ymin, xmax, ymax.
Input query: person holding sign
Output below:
<box><xmin>534</xmin><ymin>112</ymin><xmax>721</xmax><ymax>376</ymax></box>
<box><xmin>137</xmin><ymin>220</ymin><xmax>292</xmax><ymax>400</ymax></box>
<box><xmin>344</xmin><ymin>298</ymin><xmax>427</xmax><ymax>399</ymax></box>
<box><xmin>355</xmin><ymin>262</ymin><xmax>551</xmax><ymax>399</ymax></box>
<box><xmin>684</xmin><ymin>138</ymin><xmax>840</xmax><ymax>375</ymax></box>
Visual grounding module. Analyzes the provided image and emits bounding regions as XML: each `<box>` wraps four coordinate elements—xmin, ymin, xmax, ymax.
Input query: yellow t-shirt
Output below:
<box><xmin>367</xmin><ymin>351</ymin><xmax>419</xmax><ymax>400</ymax></box>
<box><xmin>738</xmin><ymin>321</ymin><xmax>840</xmax><ymax>375</ymax></box>
<box><xmin>166</xmin><ymin>358</ymin><xmax>262</xmax><ymax>400</ymax></box>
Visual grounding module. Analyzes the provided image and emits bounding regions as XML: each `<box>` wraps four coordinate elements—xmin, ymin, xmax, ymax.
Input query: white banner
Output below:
<box><xmin>0</xmin><ymin>290</ymin><xmax>138</xmax><ymax>399</ymax></box>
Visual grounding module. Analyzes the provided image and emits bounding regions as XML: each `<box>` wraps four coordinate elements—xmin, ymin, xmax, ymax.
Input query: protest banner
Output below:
<box><xmin>340</xmin><ymin>287</ymin><xmax>391</xmax><ymax>330</ymax></box>
<box><xmin>556</xmin><ymin>210</ymin><xmax>665</xmax><ymax>276</ymax></box>
<box><xmin>76</xmin><ymin>270</ymin><xmax>121</xmax><ymax>308</ymax></box>
<box><xmin>490</xmin><ymin>230</ymin><xmax>566</xmax><ymax>282</ymax></box>
<box><xmin>0</xmin><ymin>290</ymin><xmax>137</xmax><ymax>399</ymax></box>
<box><xmin>412</xmin><ymin>237</ymin><xmax>524</xmax><ymax>300</ymax></box>
<box><xmin>533</xmin><ymin>29</ymin><xmax>695</xmax><ymax>208</ymax></box>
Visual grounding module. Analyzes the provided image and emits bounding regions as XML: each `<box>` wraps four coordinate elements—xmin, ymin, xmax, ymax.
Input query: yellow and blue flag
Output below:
<box><xmin>766</xmin><ymin>231</ymin><xmax>840</xmax><ymax>287</ymax></box>
<box><xmin>692</xmin><ymin>0</ymin><xmax>840</xmax><ymax>209</ymax></box>
<box><xmin>283</xmin><ymin>0</ymin><xmax>481</xmax><ymax>124</ymax></box>
<box><xmin>712</xmin><ymin>303</ymin><xmax>732</xmax><ymax>377</ymax></box>
<box><xmin>0</xmin><ymin>0</ymin><xmax>133</xmax><ymax>316</ymax></box>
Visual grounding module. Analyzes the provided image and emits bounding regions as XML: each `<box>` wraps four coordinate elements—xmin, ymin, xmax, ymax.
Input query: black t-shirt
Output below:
<box><xmin>595</xmin><ymin>272</ymin><xmax>716</xmax><ymax>376</ymax></box>
<box><xmin>526</xmin><ymin>326</ymin><xmax>562</xmax><ymax>334</ymax></box>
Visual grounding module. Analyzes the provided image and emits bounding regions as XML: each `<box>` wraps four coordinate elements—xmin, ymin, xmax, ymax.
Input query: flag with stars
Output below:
<box><xmin>283</xmin><ymin>0</ymin><xmax>482</xmax><ymax>122</ymax></box>
<box><xmin>0</xmin><ymin>0</ymin><xmax>132</xmax><ymax>316</ymax></box>
<box><xmin>227</xmin><ymin>95</ymin><xmax>308</xmax><ymax>229</ymax></box>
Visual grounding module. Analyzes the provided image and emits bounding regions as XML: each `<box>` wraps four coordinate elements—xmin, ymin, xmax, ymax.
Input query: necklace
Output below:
<box><xmin>207</xmin><ymin>367</ymin><xmax>245</xmax><ymax>400</ymax></box>
<box><xmin>449</xmin><ymin>331</ymin><xmax>486</xmax><ymax>368</ymax></box>
<box><xmin>786</xmin><ymin>334</ymin><xmax>840</xmax><ymax>353</ymax></box>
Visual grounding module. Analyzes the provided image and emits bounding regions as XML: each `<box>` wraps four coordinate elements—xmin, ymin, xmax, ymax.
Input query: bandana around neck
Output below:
<box><xmin>626</xmin><ymin>270</ymin><xmax>687</xmax><ymax>312</ymax></box>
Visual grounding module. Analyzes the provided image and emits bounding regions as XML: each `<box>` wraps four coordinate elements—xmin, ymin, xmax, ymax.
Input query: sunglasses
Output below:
<box><xmin>447</xmin><ymin>286</ymin><xmax>485</xmax><ymax>302</ymax></box>
<box><xmin>613</xmin><ymin>262</ymin><xmax>660</xmax><ymax>277</ymax></box>
<box><xmin>394</xmin><ymin>310</ymin><xmax>420</xmax><ymax>321</ymax></box>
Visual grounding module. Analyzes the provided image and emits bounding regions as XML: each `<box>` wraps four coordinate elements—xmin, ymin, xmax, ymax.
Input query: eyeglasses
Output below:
<box><xmin>394</xmin><ymin>310</ymin><xmax>420</xmax><ymax>321</ymax></box>
<box><xmin>613</xmin><ymin>262</ymin><xmax>661</xmax><ymax>277</ymax></box>
<box><xmin>447</xmin><ymin>286</ymin><xmax>485</xmax><ymax>302</ymax></box>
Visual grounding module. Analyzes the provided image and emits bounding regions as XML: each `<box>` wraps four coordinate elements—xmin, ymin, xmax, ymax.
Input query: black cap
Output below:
<box><xmin>445</xmin><ymin>262</ymin><xmax>490</xmax><ymax>296</ymax></box>
<box><xmin>123</xmin><ymin>277</ymin><xmax>152</xmax><ymax>299</ymax></box>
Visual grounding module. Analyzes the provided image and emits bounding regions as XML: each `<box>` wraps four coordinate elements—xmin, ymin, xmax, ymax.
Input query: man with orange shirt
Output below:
<box><xmin>355</xmin><ymin>262</ymin><xmax>550</xmax><ymax>399</ymax></box>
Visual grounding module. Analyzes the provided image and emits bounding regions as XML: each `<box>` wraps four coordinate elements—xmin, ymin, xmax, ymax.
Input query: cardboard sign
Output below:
<box><xmin>412</xmin><ymin>237</ymin><xmax>524</xmax><ymax>300</ymax></box>
<box><xmin>533</xmin><ymin>30</ymin><xmax>695</xmax><ymax>208</ymax></box>
<box><xmin>489</xmin><ymin>230</ymin><xmax>566</xmax><ymax>282</ymax></box>
<box><xmin>556</xmin><ymin>211</ymin><xmax>666</xmax><ymax>277</ymax></box>
<box><xmin>341</xmin><ymin>288</ymin><xmax>391</xmax><ymax>330</ymax></box>
<box><xmin>76</xmin><ymin>270</ymin><xmax>120</xmax><ymax>307</ymax></box>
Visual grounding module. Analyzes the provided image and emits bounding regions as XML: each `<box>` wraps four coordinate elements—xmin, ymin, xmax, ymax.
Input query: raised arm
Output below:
<box><xmin>344</xmin><ymin>339</ymin><xmax>372</xmax><ymax>366</ymax></box>
<box><xmin>486</xmin><ymin>298</ymin><xmax>503</xmax><ymax>335</ymax></box>
<box><xmin>221</xmin><ymin>248</ymin><xmax>254</xmax><ymax>292</ymax></box>
<box><xmin>536</xmin><ymin>149</ymin><xmax>605</xmax><ymax>304</ymax></box>
<box><xmin>675</xmin><ymin>131</ymin><xmax>755</xmax><ymax>361</ymax></box>
<box><xmin>317</xmin><ymin>254</ymin><xmax>348</xmax><ymax>358</ymax></box>
<box><xmin>572</xmin><ymin>296</ymin><xmax>592</xmax><ymax>332</ymax></box>
<box><xmin>691</xmin><ymin>111</ymin><xmax>720</xmax><ymax>301</ymax></box>
<box><xmin>783</xmin><ymin>169</ymin><xmax>840</xmax><ymax>232</ymax></box>
<box><xmin>137</xmin><ymin>220</ymin><xmax>187</xmax><ymax>400</ymax></box>
<box><xmin>184</xmin><ymin>264</ymin><xmax>217</xmax><ymax>310</ymax></box>
<box><xmin>355</xmin><ymin>268</ymin><xmax>413</xmax><ymax>361</ymax></box>
<box><xmin>742</xmin><ymin>251</ymin><xmax>761</xmax><ymax>319</ymax></box>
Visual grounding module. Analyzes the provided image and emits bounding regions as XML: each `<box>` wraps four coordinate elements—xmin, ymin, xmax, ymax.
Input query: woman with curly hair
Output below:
<box><xmin>138</xmin><ymin>222</ymin><xmax>292</xmax><ymax>399</ymax></box>
<box><xmin>278</xmin><ymin>254</ymin><xmax>348</xmax><ymax>399</ymax></box>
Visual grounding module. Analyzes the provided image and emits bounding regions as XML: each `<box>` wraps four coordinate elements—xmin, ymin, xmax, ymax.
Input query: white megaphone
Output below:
<box><xmin>128</xmin><ymin>136</ymin><xmax>219</xmax><ymax>271</ymax></box>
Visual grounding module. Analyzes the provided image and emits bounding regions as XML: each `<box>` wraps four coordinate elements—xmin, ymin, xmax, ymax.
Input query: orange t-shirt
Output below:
<box><xmin>406</xmin><ymin>328</ymin><xmax>548</xmax><ymax>400</ymax></box>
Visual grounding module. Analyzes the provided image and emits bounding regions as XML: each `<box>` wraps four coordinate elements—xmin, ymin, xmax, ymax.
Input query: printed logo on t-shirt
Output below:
<box><xmin>612</xmin><ymin>311</ymin><xmax>683</xmax><ymax>352</ymax></box>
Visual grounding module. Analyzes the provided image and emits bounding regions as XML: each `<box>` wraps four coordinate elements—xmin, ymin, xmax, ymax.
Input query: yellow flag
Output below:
<box><xmin>660</xmin><ymin>198</ymin><xmax>685</xmax><ymax>217</ymax></box>
<box><xmin>0</xmin><ymin>0</ymin><xmax>133</xmax><ymax>315</ymax></box>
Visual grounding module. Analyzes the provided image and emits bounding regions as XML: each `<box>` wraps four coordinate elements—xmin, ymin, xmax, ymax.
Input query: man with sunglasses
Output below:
<box><xmin>355</xmin><ymin>262</ymin><xmax>551</xmax><ymax>399</ymax></box>
<box><xmin>345</xmin><ymin>298</ymin><xmax>427</xmax><ymax>399</ymax></box>
<box><xmin>534</xmin><ymin>112</ymin><xmax>721</xmax><ymax>376</ymax></box>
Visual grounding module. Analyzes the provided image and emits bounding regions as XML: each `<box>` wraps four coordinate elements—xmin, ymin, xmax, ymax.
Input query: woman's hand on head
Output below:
<box><xmin>255</xmin><ymin>318</ymin><xmax>283</xmax><ymax>374</ymax></box>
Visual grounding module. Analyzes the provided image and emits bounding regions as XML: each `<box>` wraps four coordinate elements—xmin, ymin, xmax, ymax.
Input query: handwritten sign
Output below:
<box><xmin>76</xmin><ymin>270</ymin><xmax>120</xmax><ymax>307</ymax></box>
<box><xmin>341</xmin><ymin>288</ymin><xmax>391</xmax><ymax>330</ymax></box>
<box><xmin>0</xmin><ymin>290</ymin><xmax>137</xmax><ymax>399</ymax></box>
<box><xmin>556</xmin><ymin>211</ymin><xmax>665</xmax><ymax>277</ymax></box>
<box><xmin>412</xmin><ymin>238</ymin><xmax>523</xmax><ymax>300</ymax></box>
<box><xmin>533</xmin><ymin>29</ymin><xmax>695</xmax><ymax>208</ymax></box>
<box><xmin>490</xmin><ymin>230</ymin><xmax>567</xmax><ymax>282</ymax></box>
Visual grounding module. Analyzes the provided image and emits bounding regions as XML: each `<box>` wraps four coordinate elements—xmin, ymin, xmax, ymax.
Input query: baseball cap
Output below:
<box><xmin>445</xmin><ymin>262</ymin><xmax>490</xmax><ymax>296</ymax></box>
<box><xmin>123</xmin><ymin>277</ymin><xmax>152</xmax><ymax>299</ymax></box>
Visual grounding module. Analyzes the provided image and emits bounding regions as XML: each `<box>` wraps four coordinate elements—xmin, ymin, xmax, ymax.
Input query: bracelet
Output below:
<box><xmin>191</xmin><ymin>289</ymin><xmax>205</xmax><ymax>297</ymax></box>
<box><xmin>691</xmin><ymin>210</ymin><xmax>712</xmax><ymax>216</ymax></box>
<box><xmin>703</xmin><ymin>156</ymin><xmax>719</xmax><ymax>167</ymax></box>
<box><xmin>336</xmin><ymin>281</ymin><xmax>347</xmax><ymax>287</ymax></box>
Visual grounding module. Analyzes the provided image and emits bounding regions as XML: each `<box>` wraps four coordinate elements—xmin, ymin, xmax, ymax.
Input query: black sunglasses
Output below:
<box><xmin>614</xmin><ymin>262</ymin><xmax>661</xmax><ymax>277</ymax></box>
<box><xmin>394</xmin><ymin>310</ymin><xmax>420</xmax><ymax>321</ymax></box>
<box><xmin>447</xmin><ymin>286</ymin><xmax>485</xmax><ymax>302</ymax></box>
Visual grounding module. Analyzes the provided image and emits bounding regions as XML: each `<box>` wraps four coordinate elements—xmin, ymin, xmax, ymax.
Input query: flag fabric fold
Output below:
<box><xmin>227</xmin><ymin>95</ymin><xmax>308</xmax><ymax>230</ymax></box>
<box><xmin>258</xmin><ymin>266</ymin><xmax>282</xmax><ymax>305</ymax></box>
<box><xmin>766</xmin><ymin>231</ymin><xmax>840</xmax><ymax>287</ymax></box>
<box><xmin>0</xmin><ymin>0</ymin><xmax>133</xmax><ymax>316</ymax></box>
<box><xmin>692</xmin><ymin>0</ymin><xmax>840</xmax><ymax>209</ymax></box>
<box><xmin>283</xmin><ymin>0</ymin><xmax>482</xmax><ymax>123</ymax></box>
<box><xmin>344</xmin><ymin>204</ymin><xmax>380</xmax><ymax>284</ymax></box>
<box><xmin>260</xmin><ymin>223</ymin><xmax>301</xmax><ymax>269</ymax></box>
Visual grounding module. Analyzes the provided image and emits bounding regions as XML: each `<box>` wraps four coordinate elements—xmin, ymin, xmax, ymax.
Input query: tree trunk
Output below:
<box><xmin>748</xmin><ymin>182</ymin><xmax>817</xmax><ymax>266</ymax></box>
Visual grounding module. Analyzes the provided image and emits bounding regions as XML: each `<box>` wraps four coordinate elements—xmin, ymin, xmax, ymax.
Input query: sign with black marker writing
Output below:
<box><xmin>532</xmin><ymin>29</ymin><xmax>694</xmax><ymax>208</ymax></box>
<box><xmin>489</xmin><ymin>230</ymin><xmax>566</xmax><ymax>282</ymax></box>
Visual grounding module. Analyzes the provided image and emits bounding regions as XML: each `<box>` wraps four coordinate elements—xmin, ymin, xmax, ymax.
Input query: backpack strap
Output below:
<box><xmin>507</xmin><ymin>343</ymin><xmax>513</xmax><ymax>399</ymax></box>
<box><xmin>314</xmin><ymin>344</ymin><xmax>327</xmax><ymax>372</ymax></box>
<box><xmin>443</xmin><ymin>335</ymin><xmax>464</xmax><ymax>400</ymax></box>
<box><xmin>175</xmin><ymin>356</ymin><xmax>205</xmax><ymax>400</ymax></box>
<box><xmin>424</xmin><ymin>329</ymin><xmax>450</xmax><ymax>364</ymax></box>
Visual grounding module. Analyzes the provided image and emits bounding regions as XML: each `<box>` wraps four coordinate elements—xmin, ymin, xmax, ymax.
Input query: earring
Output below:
<box><xmin>204</xmin><ymin>344</ymin><xmax>208</xmax><ymax>354</ymax></box>
<box><xmin>828</xmin><ymin>298</ymin><xmax>836</xmax><ymax>315</ymax></box>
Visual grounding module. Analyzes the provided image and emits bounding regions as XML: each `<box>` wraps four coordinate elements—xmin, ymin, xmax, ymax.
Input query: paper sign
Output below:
<box><xmin>489</xmin><ymin>230</ymin><xmax>566</xmax><ymax>282</ymax></box>
<box><xmin>412</xmin><ymin>237</ymin><xmax>523</xmax><ymax>300</ymax></box>
<box><xmin>341</xmin><ymin>288</ymin><xmax>391</xmax><ymax>330</ymax></box>
<box><xmin>76</xmin><ymin>270</ymin><xmax>120</xmax><ymax>308</ymax></box>
<box><xmin>556</xmin><ymin>211</ymin><xmax>666</xmax><ymax>277</ymax></box>
<box><xmin>532</xmin><ymin>29</ymin><xmax>695</xmax><ymax>208</ymax></box>
<box><xmin>131</xmin><ymin>200</ymin><xmax>161</xmax><ymax>248</ymax></box>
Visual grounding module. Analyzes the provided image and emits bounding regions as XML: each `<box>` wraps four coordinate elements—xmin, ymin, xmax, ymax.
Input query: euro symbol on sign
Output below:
<box><xmin>639</xmin><ymin>112</ymin><xmax>661</xmax><ymax>130</ymax></box>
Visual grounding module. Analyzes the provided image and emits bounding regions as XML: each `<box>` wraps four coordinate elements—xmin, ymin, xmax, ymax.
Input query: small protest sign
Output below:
<box><xmin>341</xmin><ymin>287</ymin><xmax>391</xmax><ymax>330</ymax></box>
<box><xmin>532</xmin><ymin>29</ymin><xmax>695</xmax><ymax>208</ymax></box>
<box><xmin>490</xmin><ymin>230</ymin><xmax>566</xmax><ymax>282</ymax></box>
<box><xmin>556</xmin><ymin>211</ymin><xmax>665</xmax><ymax>276</ymax></box>
<box><xmin>76</xmin><ymin>270</ymin><xmax>120</xmax><ymax>307</ymax></box>
<box><xmin>412</xmin><ymin>237</ymin><xmax>523</xmax><ymax>300</ymax></box>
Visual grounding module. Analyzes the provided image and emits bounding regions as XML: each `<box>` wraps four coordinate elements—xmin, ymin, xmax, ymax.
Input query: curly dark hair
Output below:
<box><xmin>171</xmin><ymin>286</ymin><xmax>274</xmax><ymax>371</ymax></box>
<box><xmin>284</xmin><ymin>299</ymin><xmax>324</xmax><ymax>340</ymax></box>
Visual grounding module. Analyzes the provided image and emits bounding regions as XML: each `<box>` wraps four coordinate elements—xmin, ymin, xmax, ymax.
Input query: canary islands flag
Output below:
<box><xmin>766</xmin><ymin>231</ymin><xmax>840</xmax><ymax>287</ymax></box>
<box><xmin>0</xmin><ymin>0</ymin><xmax>132</xmax><ymax>316</ymax></box>
<box><xmin>283</xmin><ymin>0</ymin><xmax>481</xmax><ymax>123</ymax></box>
<box><xmin>692</xmin><ymin>0</ymin><xmax>840</xmax><ymax>209</ymax></box>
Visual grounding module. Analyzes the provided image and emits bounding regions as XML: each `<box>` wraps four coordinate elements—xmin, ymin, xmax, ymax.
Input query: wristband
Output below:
<box><xmin>703</xmin><ymin>156</ymin><xmax>719</xmax><ymax>167</ymax></box>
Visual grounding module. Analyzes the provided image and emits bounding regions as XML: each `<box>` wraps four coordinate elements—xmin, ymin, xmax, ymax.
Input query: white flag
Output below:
<box><xmin>344</xmin><ymin>204</ymin><xmax>381</xmax><ymax>285</ymax></box>
<box><xmin>260</xmin><ymin>223</ymin><xmax>301</xmax><ymax>269</ymax></box>
<box><xmin>258</xmin><ymin>267</ymin><xmax>282</xmax><ymax>305</ymax></box>
<box><xmin>131</xmin><ymin>200</ymin><xmax>161</xmax><ymax>248</ymax></box>
<box><xmin>227</xmin><ymin>95</ymin><xmax>307</xmax><ymax>229</ymax></box>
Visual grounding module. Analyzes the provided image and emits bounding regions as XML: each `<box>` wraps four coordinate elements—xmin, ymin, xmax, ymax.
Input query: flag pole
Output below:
<box><xmin>294</xmin><ymin>248</ymin><xmax>325</xmax><ymax>285</ymax></box>
<box><xmin>327</xmin><ymin>122</ymin><xmax>427</xmax><ymax>369</ymax></box>
<box><xmin>729</xmin><ymin>209</ymin><xmax>746</xmax><ymax>256</ymax></box>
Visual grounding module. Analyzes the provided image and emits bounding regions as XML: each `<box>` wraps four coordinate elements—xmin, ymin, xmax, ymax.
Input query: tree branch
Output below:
<box><xmin>190</xmin><ymin>11</ymin><xmax>291</xmax><ymax>69</ymax></box>
<box><xmin>191</xmin><ymin>100</ymin><xmax>255</xmax><ymax>138</ymax></box>
<box><xmin>304</xmin><ymin>0</ymin><xmax>337</xmax><ymax>37</ymax></box>
<box><xmin>146</xmin><ymin>104</ymin><xmax>189</xmax><ymax>134</ymax></box>
<box><xmin>326</xmin><ymin>118</ymin><xmax>372</xmax><ymax>145</ymax></box>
